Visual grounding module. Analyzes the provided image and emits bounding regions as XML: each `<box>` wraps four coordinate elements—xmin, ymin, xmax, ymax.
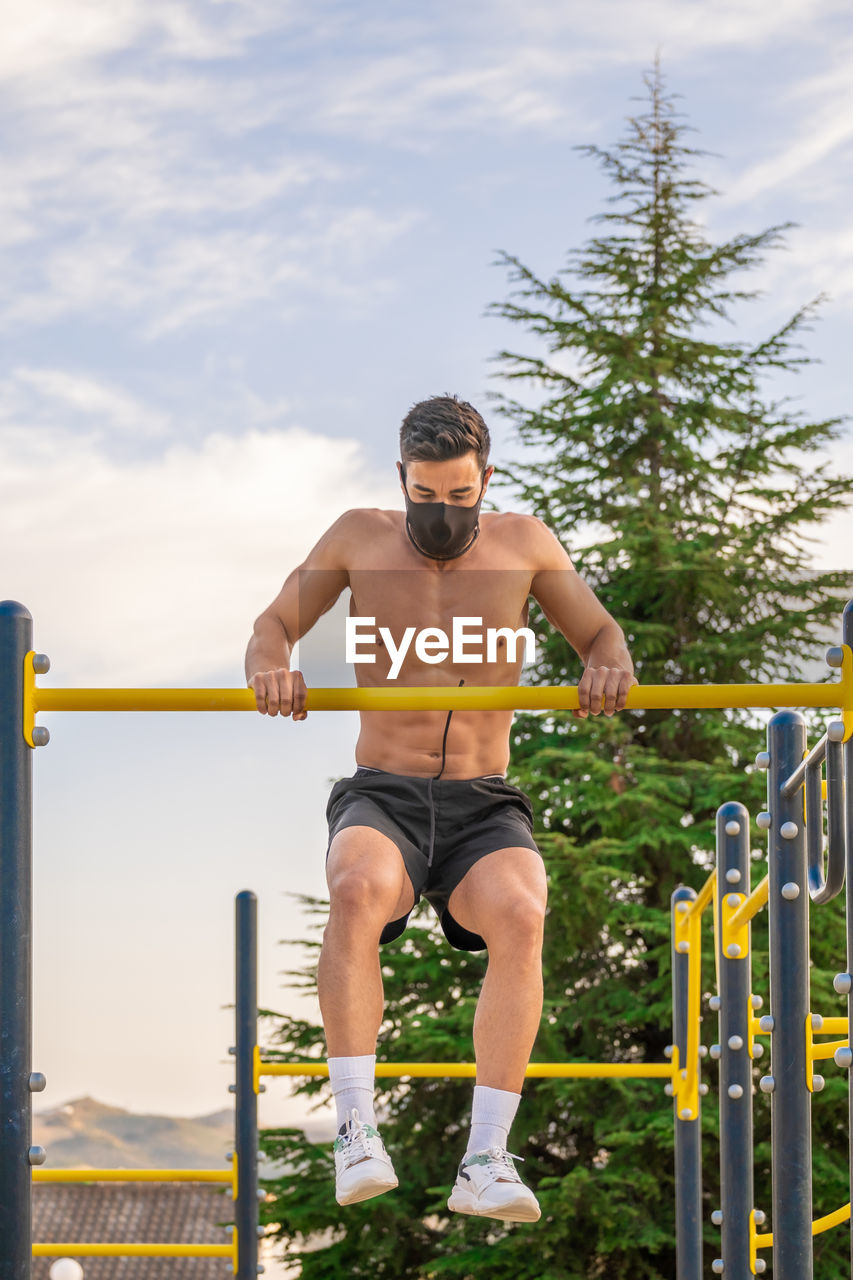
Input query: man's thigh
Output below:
<box><xmin>327</xmin><ymin>825</ymin><xmax>417</xmax><ymax>923</ymax></box>
<box><xmin>446</xmin><ymin>847</ymin><xmax>547</xmax><ymax>942</ymax></box>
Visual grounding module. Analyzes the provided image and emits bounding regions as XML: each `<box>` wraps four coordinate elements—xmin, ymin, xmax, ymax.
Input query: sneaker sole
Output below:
<box><xmin>337</xmin><ymin>1174</ymin><xmax>399</xmax><ymax>1206</ymax></box>
<box><xmin>447</xmin><ymin>1190</ymin><xmax>541</xmax><ymax>1223</ymax></box>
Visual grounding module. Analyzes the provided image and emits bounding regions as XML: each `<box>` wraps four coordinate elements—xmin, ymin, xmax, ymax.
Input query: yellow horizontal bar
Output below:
<box><xmin>727</xmin><ymin>875</ymin><xmax>769</xmax><ymax>931</ymax></box>
<box><xmin>33</xmin><ymin>1168</ymin><xmax>233</xmax><ymax>1184</ymax></box>
<box><xmin>260</xmin><ymin>1060</ymin><xmax>674</xmax><ymax>1080</ymax></box>
<box><xmin>32</xmin><ymin>680</ymin><xmax>845</xmax><ymax>715</ymax></box>
<box><xmin>36</xmin><ymin>687</ymin><xmax>258</xmax><ymax>713</ymax></box>
<box><xmin>686</xmin><ymin>869</ymin><xmax>717</xmax><ymax>919</ymax></box>
<box><xmin>815</xmin><ymin>1018</ymin><xmax>849</xmax><ymax>1036</ymax></box>
<box><xmin>813</xmin><ymin>1201</ymin><xmax>852</xmax><ymax>1237</ymax></box>
<box><xmin>33</xmin><ymin>1243</ymin><xmax>234</xmax><ymax>1258</ymax></box>
<box><xmin>811</xmin><ymin>1039</ymin><xmax>849</xmax><ymax>1061</ymax></box>
<box><xmin>755</xmin><ymin>1200</ymin><xmax>852</xmax><ymax>1250</ymax></box>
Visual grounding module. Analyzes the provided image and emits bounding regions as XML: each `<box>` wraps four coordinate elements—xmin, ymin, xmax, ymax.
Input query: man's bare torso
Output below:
<box><xmin>247</xmin><ymin>482</ymin><xmax>632</xmax><ymax>767</ymax></box>
<box><xmin>319</xmin><ymin>507</ymin><xmax>554</xmax><ymax>779</ymax></box>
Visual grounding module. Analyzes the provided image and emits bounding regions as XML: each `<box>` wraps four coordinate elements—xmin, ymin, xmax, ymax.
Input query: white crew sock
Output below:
<box><xmin>466</xmin><ymin>1084</ymin><xmax>522</xmax><ymax>1155</ymax></box>
<box><xmin>328</xmin><ymin>1054</ymin><xmax>377</xmax><ymax>1129</ymax></box>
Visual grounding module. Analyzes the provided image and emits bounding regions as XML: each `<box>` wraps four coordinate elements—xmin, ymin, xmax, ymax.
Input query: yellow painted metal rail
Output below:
<box><xmin>30</xmin><ymin>682</ymin><xmax>849</xmax><ymax>713</ymax></box>
<box><xmin>751</xmin><ymin>1202</ymin><xmax>852</xmax><ymax>1258</ymax></box>
<box><xmin>33</xmin><ymin>1167</ymin><xmax>235</xmax><ymax>1186</ymax></box>
<box><xmin>726</xmin><ymin>874</ymin><xmax>770</xmax><ymax>934</ymax></box>
<box><xmin>255</xmin><ymin>1055</ymin><xmax>675</xmax><ymax>1088</ymax></box>
<box><xmin>673</xmin><ymin>870</ymin><xmax>717</xmax><ymax>1122</ymax></box>
<box><xmin>22</xmin><ymin>648</ymin><xmax>853</xmax><ymax>746</ymax></box>
<box><xmin>32</xmin><ymin>1242</ymin><xmax>236</xmax><ymax>1259</ymax></box>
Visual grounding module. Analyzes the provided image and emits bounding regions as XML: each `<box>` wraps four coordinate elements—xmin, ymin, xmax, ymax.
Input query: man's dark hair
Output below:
<box><xmin>399</xmin><ymin>395</ymin><xmax>491</xmax><ymax>471</ymax></box>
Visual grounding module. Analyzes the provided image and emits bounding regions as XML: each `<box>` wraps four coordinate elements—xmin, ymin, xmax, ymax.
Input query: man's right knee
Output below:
<box><xmin>326</xmin><ymin>827</ymin><xmax>414</xmax><ymax>925</ymax></box>
<box><xmin>330</xmin><ymin>870</ymin><xmax>387</xmax><ymax>917</ymax></box>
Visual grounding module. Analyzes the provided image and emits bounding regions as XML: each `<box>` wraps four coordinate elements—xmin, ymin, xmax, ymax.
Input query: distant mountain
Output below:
<box><xmin>32</xmin><ymin>1096</ymin><xmax>237</xmax><ymax>1172</ymax></box>
<box><xmin>32</xmin><ymin>1095</ymin><xmax>334</xmax><ymax>1176</ymax></box>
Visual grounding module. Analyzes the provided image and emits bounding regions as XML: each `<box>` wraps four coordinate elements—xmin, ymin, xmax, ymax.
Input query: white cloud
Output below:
<box><xmin>0</xmin><ymin>0</ymin><xmax>848</xmax><ymax>342</ymax></box>
<box><xmin>712</xmin><ymin>36</ymin><xmax>853</xmax><ymax>209</ymax></box>
<box><xmin>9</xmin><ymin>367</ymin><xmax>169</xmax><ymax>436</ymax></box>
<box><xmin>778</xmin><ymin>225</ymin><xmax>853</xmax><ymax>307</ymax></box>
<box><xmin>2</xmin><ymin>206</ymin><xmax>422</xmax><ymax>334</ymax></box>
<box><xmin>1</xmin><ymin>423</ymin><xmax>400</xmax><ymax>684</ymax></box>
<box><xmin>0</xmin><ymin>0</ymin><xmax>290</xmax><ymax>81</ymax></box>
<box><xmin>496</xmin><ymin>0</ymin><xmax>847</xmax><ymax>60</ymax></box>
<box><xmin>0</xmin><ymin>2</ymin><xmax>424</xmax><ymax>334</ymax></box>
<box><xmin>292</xmin><ymin>0</ymin><xmax>850</xmax><ymax>145</ymax></box>
<box><xmin>810</xmin><ymin>438</ymin><xmax>853</xmax><ymax>572</ymax></box>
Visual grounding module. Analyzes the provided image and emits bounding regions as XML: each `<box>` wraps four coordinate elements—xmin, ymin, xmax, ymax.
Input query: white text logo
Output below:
<box><xmin>345</xmin><ymin>616</ymin><xmax>536</xmax><ymax>679</ymax></box>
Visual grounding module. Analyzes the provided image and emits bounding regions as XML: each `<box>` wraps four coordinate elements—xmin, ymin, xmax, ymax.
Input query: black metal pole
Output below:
<box><xmin>671</xmin><ymin>885</ymin><xmax>702</xmax><ymax>1280</ymax></box>
<box><xmin>235</xmin><ymin>890</ymin><xmax>259</xmax><ymax>1278</ymax></box>
<box><xmin>712</xmin><ymin>801</ymin><xmax>754</xmax><ymax>1279</ymax></box>
<box><xmin>0</xmin><ymin>601</ymin><xmax>34</xmax><ymax>1280</ymax></box>
<box><xmin>766</xmin><ymin>710</ymin><xmax>812</xmax><ymax>1280</ymax></box>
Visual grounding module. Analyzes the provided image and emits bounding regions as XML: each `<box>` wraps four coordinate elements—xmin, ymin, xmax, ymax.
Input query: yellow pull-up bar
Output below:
<box><xmin>22</xmin><ymin>647</ymin><xmax>853</xmax><ymax>747</ymax></box>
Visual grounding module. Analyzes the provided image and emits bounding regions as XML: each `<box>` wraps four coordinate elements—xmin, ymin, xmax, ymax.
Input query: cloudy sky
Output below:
<box><xmin>2</xmin><ymin>0</ymin><xmax>852</xmax><ymax>1133</ymax></box>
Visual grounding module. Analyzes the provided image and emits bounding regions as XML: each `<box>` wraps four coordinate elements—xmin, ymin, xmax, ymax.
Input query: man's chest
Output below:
<box><xmin>347</xmin><ymin>567</ymin><xmax>532</xmax><ymax>634</ymax></box>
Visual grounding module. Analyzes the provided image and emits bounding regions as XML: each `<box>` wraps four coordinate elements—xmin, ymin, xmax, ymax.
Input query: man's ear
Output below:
<box><xmin>397</xmin><ymin>460</ymin><xmax>407</xmax><ymax>490</ymax></box>
<box><xmin>482</xmin><ymin>464</ymin><xmax>495</xmax><ymax>489</ymax></box>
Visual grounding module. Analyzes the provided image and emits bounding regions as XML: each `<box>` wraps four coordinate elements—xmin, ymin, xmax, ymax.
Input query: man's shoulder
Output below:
<box><xmin>315</xmin><ymin>508</ymin><xmax>400</xmax><ymax>560</ymax></box>
<box><xmin>330</xmin><ymin>504</ymin><xmax>399</xmax><ymax>529</ymax></box>
<box><xmin>484</xmin><ymin>510</ymin><xmax>551</xmax><ymax>546</ymax></box>
<box><xmin>484</xmin><ymin>510</ymin><xmax>543</xmax><ymax>532</ymax></box>
<box><xmin>483</xmin><ymin>511</ymin><xmax>573</xmax><ymax>569</ymax></box>
<box><xmin>330</xmin><ymin>507</ymin><xmax>401</xmax><ymax>533</ymax></box>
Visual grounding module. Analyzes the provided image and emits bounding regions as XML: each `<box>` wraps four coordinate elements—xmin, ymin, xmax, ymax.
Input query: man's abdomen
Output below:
<box><xmin>354</xmin><ymin>707</ymin><xmax>514</xmax><ymax>779</ymax></box>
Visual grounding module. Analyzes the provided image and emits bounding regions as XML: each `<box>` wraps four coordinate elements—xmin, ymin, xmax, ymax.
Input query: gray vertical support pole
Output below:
<box><xmin>671</xmin><ymin>885</ymin><xmax>702</xmax><ymax>1280</ymax></box>
<box><xmin>0</xmin><ymin>602</ymin><xmax>33</xmax><ymax>1280</ymax></box>
<box><xmin>843</xmin><ymin>600</ymin><xmax>853</xmax><ymax>1279</ymax></box>
<box><xmin>235</xmin><ymin>890</ymin><xmax>259</xmax><ymax>1279</ymax></box>
<box><xmin>766</xmin><ymin>711</ymin><xmax>812</xmax><ymax>1280</ymax></box>
<box><xmin>713</xmin><ymin>802</ymin><xmax>754</xmax><ymax>1279</ymax></box>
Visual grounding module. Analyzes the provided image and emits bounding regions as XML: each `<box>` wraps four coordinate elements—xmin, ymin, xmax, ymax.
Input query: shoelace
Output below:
<box><xmin>472</xmin><ymin>1147</ymin><xmax>524</xmax><ymax>1182</ymax></box>
<box><xmin>340</xmin><ymin>1109</ymin><xmax>378</xmax><ymax>1168</ymax></box>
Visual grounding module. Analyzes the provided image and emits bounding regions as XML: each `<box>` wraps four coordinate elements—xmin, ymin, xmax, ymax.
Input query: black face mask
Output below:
<box><xmin>400</xmin><ymin>464</ymin><xmax>485</xmax><ymax>561</ymax></box>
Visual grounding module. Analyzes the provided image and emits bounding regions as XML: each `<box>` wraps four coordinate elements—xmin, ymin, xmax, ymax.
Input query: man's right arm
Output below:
<box><xmin>244</xmin><ymin>512</ymin><xmax>354</xmax><ymax>718</ymax></box>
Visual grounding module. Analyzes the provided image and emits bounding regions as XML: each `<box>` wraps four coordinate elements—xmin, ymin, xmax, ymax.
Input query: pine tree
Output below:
<box><xmin>256</xmin><ymin>60</ymin><xmax>852</xmax><ymax>1278</ymax></box>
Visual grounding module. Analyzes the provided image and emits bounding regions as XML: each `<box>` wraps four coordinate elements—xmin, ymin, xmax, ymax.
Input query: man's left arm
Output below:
<box><xmin>525</xmin><ymin>517</ymin><xmax>637</xmax><ymax>718</ymax></box>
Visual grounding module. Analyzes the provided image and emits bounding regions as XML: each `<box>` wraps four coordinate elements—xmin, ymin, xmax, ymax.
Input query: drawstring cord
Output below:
<box><xmin>426</xmin><ymin>679</ymin><xmax>464</xmax><ymax>868</ymax></box>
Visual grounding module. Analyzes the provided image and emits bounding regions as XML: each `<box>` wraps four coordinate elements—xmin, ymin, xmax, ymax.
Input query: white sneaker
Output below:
<box><xmin>447</xmin><ymin>1147</ymin><xmax>541</xmax><ymax>1223</ymax></box>
<box><xmin>333</xmin><ymin>1109</ymin><xmax>398</xmax><ymax>1206</ymax></box>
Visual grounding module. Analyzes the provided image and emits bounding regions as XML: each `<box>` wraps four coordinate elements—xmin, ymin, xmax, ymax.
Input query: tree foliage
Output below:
<box><xmin>257</xmin><ymin>60</ymin><xmax>851</xmax><ymax>1277</ymax></box>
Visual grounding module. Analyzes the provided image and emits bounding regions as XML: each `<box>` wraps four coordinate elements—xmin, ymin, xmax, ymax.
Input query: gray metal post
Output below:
<box><xmin>235</xmin><ymin>890</ymin><xmax>259</xmax><ymax>1278</ymax></box>
<box><xmin>766</xmin><ymin>710</ymin><xmax>812</xmax><ymax>1279</ymax></box>
<box><xmin>671</xmin><ymin>885</ymin><xmax>702</xmax><ymax>1280</ymax></box>
<box><xmin>0</xmin><ymin>602</ymin><xmax>34</xmax><ymax>1280</ymax></box>
<box><xmin>712</xmin><ymin>801</ymin><xmax>754</xmax><ymax>1279</ymax></box>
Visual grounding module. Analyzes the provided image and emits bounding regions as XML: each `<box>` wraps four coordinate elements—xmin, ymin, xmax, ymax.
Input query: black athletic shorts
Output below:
<box><xmin>325</xmin><ymin>767</ymin><xmax>541</xmax><ymax>952</ymax></box>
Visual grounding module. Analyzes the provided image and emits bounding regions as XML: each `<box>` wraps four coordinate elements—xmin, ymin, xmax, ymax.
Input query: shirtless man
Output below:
<box><xmin>245</xmin><ymin>395</ymin><xmax>636</xmax><ymax>1223</ymax></box>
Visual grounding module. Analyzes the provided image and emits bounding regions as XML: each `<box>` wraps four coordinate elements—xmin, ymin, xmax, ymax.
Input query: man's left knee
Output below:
<box><xmin>482</xmin><ymin>893</ymin><xmax>546</xmax><ymax>952</ymax></box>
